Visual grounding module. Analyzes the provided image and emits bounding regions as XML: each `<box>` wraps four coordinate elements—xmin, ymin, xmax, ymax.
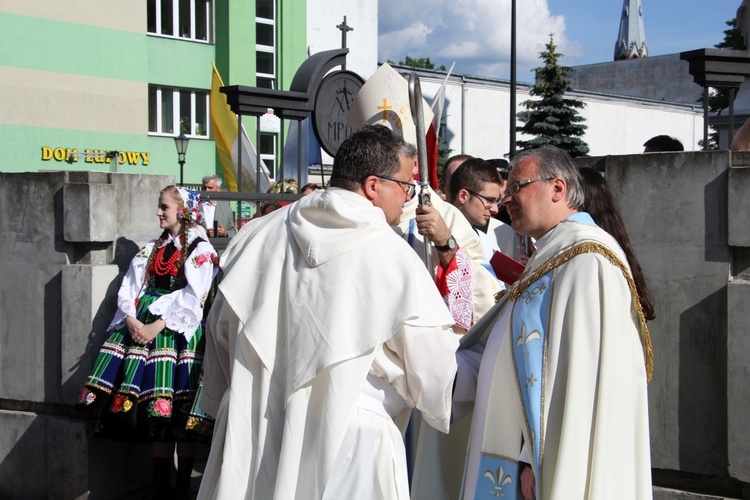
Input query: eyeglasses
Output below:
<box><xmin>466</xmin><ymin>189</ymin><xmax>501</xmax><ymax>208</ymax></box>
<box><xmin>502</xmin><ymin>178</ymin><xmax>555</xmax><ymax>199</ymax></box>
<box><xmin>370</xmin><ymin>174</ymin><xmax>416</xmax><ymax>200</ymax></box>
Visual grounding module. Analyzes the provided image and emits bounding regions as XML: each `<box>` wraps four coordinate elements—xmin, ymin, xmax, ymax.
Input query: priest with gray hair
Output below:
<box><xmin>455</xmin><ymin>147</ymin><xmax>653</xmax><ymax>499</ymax></box>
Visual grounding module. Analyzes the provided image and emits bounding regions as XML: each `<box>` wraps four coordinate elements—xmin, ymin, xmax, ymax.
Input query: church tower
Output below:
<box><xmin>614</xmin><ymin>0</ymin><xmax>648</xmax><ymax>60</ymax></box>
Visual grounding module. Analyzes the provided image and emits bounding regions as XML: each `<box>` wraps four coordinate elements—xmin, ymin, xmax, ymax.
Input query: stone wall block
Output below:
<box><xmin>728</xmin><ymin>159</ymin><xmax>750</xmax><ymax>247</ymax></box>
<box><xmin>63</xmin><ymin>182</ymin><xmax>116</xmax><ymax>243</ymax></box>
<box><xmin>61</xmin><ymin>264</ymin><xmax>120</xmax><ymax>405</ymax></box>
<box><xmin>0</xmin><ymin>410</ymin><xmax>47</xmax><ymax>498</ymax></box>
<box><xmin>727</xmin><ymin>280</ymin><xmax>750</xmax><ymax>482</ymax></box>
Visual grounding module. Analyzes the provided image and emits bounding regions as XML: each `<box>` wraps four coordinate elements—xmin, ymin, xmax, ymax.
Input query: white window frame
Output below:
<box><xmin>149</xmin><ymin>86</ymin><xmax>210</xmax><ymax>139</ymax></box>
<box><xmin>148</xmin><ymin>0</ymin><xmax>212</xmax><ymax>43</ymax></box>
<box><xmin>255</xmin><ymin>0</ymin><xmax>276</xmax><ymax>89</ymax></box>
<box><xmin>256</xmin><ymin>1</ymin><xmax>277</xmax><ymax>173</ymax></box>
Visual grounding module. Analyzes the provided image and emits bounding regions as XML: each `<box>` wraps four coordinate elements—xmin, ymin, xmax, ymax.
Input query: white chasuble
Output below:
<box><xmin>460</xmin><ymin>212</ymin><xmax>653</xmax><ymax>500</ymax></box>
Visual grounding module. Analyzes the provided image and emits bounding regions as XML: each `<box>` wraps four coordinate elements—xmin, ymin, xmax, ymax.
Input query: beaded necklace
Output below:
<box><xmin>152</xmin><ymin>244</ymin><xmax>181</xmax><ymax>276</ymax></box>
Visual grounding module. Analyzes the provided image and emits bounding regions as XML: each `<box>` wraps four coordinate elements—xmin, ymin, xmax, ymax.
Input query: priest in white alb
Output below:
<box><xmin>455</xmin><ymin>147</ymin><xmax>653</xmax><ymax>500</ymax></box>
<box><xmin>196</xmin><ymin>125</ymin><xmax>460</xmax><ymax>500</ymax></box>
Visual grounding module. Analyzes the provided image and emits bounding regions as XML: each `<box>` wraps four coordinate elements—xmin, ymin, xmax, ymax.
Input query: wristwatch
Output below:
<box><xmin>435</xmin><ymin>235</ymin><xmax>457</xmax><ymax>252</ymax></box>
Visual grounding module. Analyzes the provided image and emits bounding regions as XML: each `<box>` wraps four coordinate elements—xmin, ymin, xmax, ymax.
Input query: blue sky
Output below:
<box><xmin>378</xmin><ymin>0</ymin><xmax>741</xmax><ymax>83</ymax></box>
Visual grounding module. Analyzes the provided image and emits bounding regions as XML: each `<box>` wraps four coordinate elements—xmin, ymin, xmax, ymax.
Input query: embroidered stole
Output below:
<box><xmin>470</xmin><ymin>270</ymin><xmax>551</xmax><ymax>500</ymax></box>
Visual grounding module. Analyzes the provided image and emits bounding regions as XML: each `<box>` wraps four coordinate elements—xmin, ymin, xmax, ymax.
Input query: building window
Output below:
<box><xmin>149</xmin><ymin>86</ymin><xmax>209</xmax><ymax>138</ymax></box>
<box><xmin>256</xmin><ymin>0</ymin><xmax>277</xmax><ymax>175</ymax></box>
<box><xmin>256</xmin><ymin>22</ymin><xmax>274</xmax><ymax>46</ymax></box>
<box><xmin>256</xmin><ymin>0</ymin><xmax>274</xmax><ymax>19</ymax></box>
<box><xmin>148</xmin><ymin>0</ymin><xmax>212</xmax><ymax>42</ymax></box>
<box><xmin>260</xmin><ymin>132</ymin><xmax>276</xmax><ymax>179</ymax></box>
<box><xmin>256</xmin><ymin>0</ymin><xmax>276</xmax><ymax>90</ymax></box>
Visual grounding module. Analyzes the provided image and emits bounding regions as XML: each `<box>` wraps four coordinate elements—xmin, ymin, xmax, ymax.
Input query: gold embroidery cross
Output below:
<box><xmin>377</xmin><ymin>98</ymin><xmax>393</xmax><ymax>122</ymax></box>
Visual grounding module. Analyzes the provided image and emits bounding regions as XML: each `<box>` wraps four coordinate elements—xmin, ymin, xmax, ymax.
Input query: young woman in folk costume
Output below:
<box><xmin>75</xmin><ymin>185</ymin><xmax>218</xmax><ymax>499</ymax></box>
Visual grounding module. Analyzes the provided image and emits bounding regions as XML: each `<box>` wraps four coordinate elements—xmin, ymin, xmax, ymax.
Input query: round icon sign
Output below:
<box><xmin>312</xmin><ymin>70</ymin><xmax>365</xmax><ymax>157</ymax></box>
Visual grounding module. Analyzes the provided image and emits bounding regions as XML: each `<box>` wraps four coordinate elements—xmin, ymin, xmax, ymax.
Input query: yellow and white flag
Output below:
<box><xmin>347</xmin><ymin>63</ymin><xmax>433</xmax><ymax>147</ymax></box>
<box><xmin>210</xmin><ymin>62</ymin><xmax>271</xmax><ymax>192</ymax></box>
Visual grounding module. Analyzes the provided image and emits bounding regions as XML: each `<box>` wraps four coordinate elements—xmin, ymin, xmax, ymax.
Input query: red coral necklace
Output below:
<box><xmin>152</xmin><ymin>245</ymin><xmax>181</xmax><ymax>276</ymax></box>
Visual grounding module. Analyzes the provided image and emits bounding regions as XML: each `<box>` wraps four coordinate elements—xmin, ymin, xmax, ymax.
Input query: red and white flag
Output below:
<box><xmin>426</xmin><ymin>62</ymin><xmax>454</xmax><ymax>189</ymax></box>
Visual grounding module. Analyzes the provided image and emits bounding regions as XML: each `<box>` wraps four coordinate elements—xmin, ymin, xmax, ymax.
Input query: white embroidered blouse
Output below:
<box><xmin>107</xmin><ymin>230</ymin><xmax>218</xmax><ymax>342</ymax></box>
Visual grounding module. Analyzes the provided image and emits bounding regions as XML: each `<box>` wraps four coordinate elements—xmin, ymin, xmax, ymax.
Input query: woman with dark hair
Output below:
<box><xmin>579</xmin><ymin>167</ymin><xmax>655</xmax><ymax>320</ymax></box>
<box><xmin>75</xmin><ymin>185</ymin><xmax>218</xmax><ymax>498</ymax></box>
<box><xmin>300</xmin><ymin>183</ymin><xmax>322</xmax><ymax>195</ymax></box>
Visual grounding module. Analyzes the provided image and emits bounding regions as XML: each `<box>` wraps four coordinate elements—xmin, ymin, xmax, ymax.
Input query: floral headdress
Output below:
<box><xmin>270</xmin><ymin>178</ymin><xmax>299</xmax><ymax>194</ymax></box>
<box><xmin>177</xmin><ymin>187</ymin><xmax>204</xmax><ymax>226</ymax></box>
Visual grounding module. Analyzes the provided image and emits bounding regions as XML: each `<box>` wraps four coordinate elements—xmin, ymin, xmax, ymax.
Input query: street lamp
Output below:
<box><xmin>510</xmin><ymin>0</ymin><xmax>516</xmax><ymax>158</ymax></box>
<box><xmin>174</xmin><ymin>133</ymin><xmax>190</xmax><ymax>185</ymax></box>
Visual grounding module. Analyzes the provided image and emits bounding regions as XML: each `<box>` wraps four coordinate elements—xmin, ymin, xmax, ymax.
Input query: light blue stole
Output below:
<box><xmin>470</xmin><ymin>213</ymin><xmax>597</xmax><ymax>499</ymax></box>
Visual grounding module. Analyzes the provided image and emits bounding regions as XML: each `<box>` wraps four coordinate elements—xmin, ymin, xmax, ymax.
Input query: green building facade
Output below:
<box><xmin>0</xmin><ymin>0</ymin><xmax>306</xmax><ymax>184</ymax></box>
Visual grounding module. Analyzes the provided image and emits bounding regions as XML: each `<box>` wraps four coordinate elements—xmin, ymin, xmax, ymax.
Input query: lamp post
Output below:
<box><xmin>509</xmin><ymin>0</ymin><xmax>516</xmax><ymax>158</ymax></box>
<box><xmin>174</xmin><ymin>133</ymin><xmax>190</xmax><ymax>185</ymax></box>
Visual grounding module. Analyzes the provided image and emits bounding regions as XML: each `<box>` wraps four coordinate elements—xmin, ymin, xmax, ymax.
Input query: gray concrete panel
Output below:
<box><xmin>61</xmin><ymin>265</ymin><xmax>120</xmax><ymax>405</ymax></box>
<box><xmin>595</xmin><ymin>152</ymin><xmax>731</xmax><ymax>476</ymax></box>
<box><xmin>728</xmin><ymin>156</ymin><xmax>750</xmax><ymax>248</ymax></box>
<box><xmin>0</xmin><ymin>410</ymin><xmax>48</xmax><ymax>498</ymax></box>
<box><xmin>63</xmin><ymin>181</ymin><xmax>117</xmax><ymax>243</ymax></box>
<box><xmin>727</xmin><ymin>281</ymin><xmax>750</xmax><ymax>483</ymax></box>
<box><xmin>654</xmin><ymin>487</ymin><xmax>736</xmax><ymax>500</ymax></box>
<box><xmin>568</xmin><ymin>54</ymin><xmax>703</xmax><ymax>105</ymax></box>
<box><xmin>0</xmin><ymin>172</ymin><xmax>68</xmax><ymax>403</ymax></box>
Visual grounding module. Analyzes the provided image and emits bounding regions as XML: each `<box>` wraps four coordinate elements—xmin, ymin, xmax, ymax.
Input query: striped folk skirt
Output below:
<box><xmin>74</xmin><ymin>288</ymin><xmax>213</xmax><ymax>442</ymax></box>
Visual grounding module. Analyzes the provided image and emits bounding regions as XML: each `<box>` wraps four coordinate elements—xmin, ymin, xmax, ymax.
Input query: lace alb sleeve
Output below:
<box><xmin>435</xmin><ymin>248</ymin><xmax>474</xmax><ymax>330</ymax></box>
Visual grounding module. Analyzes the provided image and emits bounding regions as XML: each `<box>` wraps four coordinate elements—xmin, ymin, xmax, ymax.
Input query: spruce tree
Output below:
<box><xmin>516</xmin><ymin>35</ymin><xmax>589</xmax><ymax>157</ymax></box>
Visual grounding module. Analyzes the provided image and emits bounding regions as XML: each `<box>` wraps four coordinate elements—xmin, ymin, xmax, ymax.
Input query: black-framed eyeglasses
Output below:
<box><xmin>368</xmin><ymin>174</ymin><xmax>416</xmax><ymax>200</ymax></box>
<box><xmin>502</xmin><ymin>177</ymin><xmax>555</xmax><ymax>199</ymax></box>
<box><xmin>466</xmin><ymin>189</ymin><xmax>501</xmax><ymax>208</ymax></box>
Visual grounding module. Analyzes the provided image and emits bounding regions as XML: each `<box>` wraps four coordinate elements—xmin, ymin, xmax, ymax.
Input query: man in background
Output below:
<box><xmin>449</xmin><ymin>157</ymin><xmax>505</xmax><ymax>269</ymax></box>
<box><xmin>201</xmin><ymin>175</ymin><xmax>236</xmax><ymax>238</ymax></box>
<box><xmin>643</xmin><ymin>135</ymin><xmax>684</xmax><ymax>152</ymax></box>
<box><xmin>439</xmin><ymin>154</ymin><xmax>473</xmax><ymax>202</ymax></box>
<box><xmin>486</xmin><ymin>158</ymin><xmax>520</xmax><ymax>259</ymax></box>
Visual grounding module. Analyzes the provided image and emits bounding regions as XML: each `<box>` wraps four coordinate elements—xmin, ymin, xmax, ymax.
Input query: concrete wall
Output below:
<box><xmin>567</xmin><ymin>54</ymin><xmax>704</xmax><ymax>106</ymax></box>
<box><xmin>582</xmin><ymin>152</ymin><xmax>731</xmax><ymax>471</ymax></box>
<box><xmin>1</xmin><ymin>156</ymin><xmax>749</xmax><ymax>498</ymax></box>
<box><xmin>579</xmin><ymin>150</ymin><xmax>749</xmax><ymax>498</ymax></box>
